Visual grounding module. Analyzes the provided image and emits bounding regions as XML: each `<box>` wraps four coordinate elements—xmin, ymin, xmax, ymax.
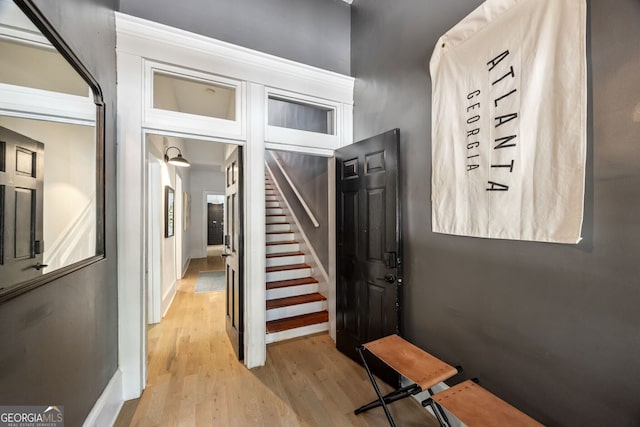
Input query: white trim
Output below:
<box><xmin>115</xmin><ymin>13</ymin><xmax>354</xmax><ymax>104</ymax></box>
<box><xmin>143</xmin><ymin>61</ymin><xmax>246</xmax><ymax>141</ymax></box>
<box><xmin>116</xmin><ymin>12</ymin><xmax>353</xmax><ymax>396</ymax></box>
<box><xmin>264</xmin><ymin>142</ymin><xmax>334</xmax><ymax>157</ymax></box>
<box><xmin>117</xmin><ymin>51</ymin><xmax>146</xmax><ymax>400</ymax></box>
<box><xmin>243</xmin><ymin>82</ymin><xmax>266</xmax><ymax>368</ymax></box>
<box><xmin>161</xmin><ymin>279</ymin><xmax>177</xmax><ymax>318</ymax></box>
<box><xmin>82</xmin><ymin>369</ymin><xmax>123</xmax><ymax>427</ymax></box>
<box><xmin>0</xmin><ymin>84</ymin><xmax>95</xmax><ymax>125</ymax></box>
<box><xmin>265</xmin><ymin>87</ymin><xmax>343</xmax><ymax>151</ymax></box>
<box><xmin>327</xmin><ymin>158</ymin><xmax>337</xmax><ymax>341</ymax></box>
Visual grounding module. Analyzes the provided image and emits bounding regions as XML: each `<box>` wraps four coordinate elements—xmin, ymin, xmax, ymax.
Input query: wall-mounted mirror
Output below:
<box><xmin>0</xmin><ymin>0</ymin><xmax>104</xmax><ymax>302</ymax></box>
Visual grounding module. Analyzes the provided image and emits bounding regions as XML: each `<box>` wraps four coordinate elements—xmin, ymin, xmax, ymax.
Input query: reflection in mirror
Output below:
<box><xmin>0</xmin><ymin>0</ymin><xmax>103</xmax><ymax>300</ymax></box>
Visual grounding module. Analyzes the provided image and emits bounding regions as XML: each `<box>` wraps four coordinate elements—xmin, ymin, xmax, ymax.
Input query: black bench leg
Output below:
<box><xmin>355</xmin><ymin>383</ymin><xmax>421</xmax><ymax>414</ymax></box>
<box><xmin>428</xmin><ymin>388</ymin><xmax>452</xmax><ymax>427</ymax></box>
<box><xmin>356</xmin><ymin>346</ymin><xmax>396</xmax><ymax>427</ymax></box>
<box><xmin>422</xmin><ymin>397</ymin><xmax>450</xmax><ymax>427</ymax></box>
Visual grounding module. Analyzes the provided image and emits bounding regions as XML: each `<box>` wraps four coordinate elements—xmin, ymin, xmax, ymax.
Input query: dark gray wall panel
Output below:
<box><xmin>351</xmin><ymin>0</ymin><xmax>640</xmax><ymax>426</ymax></box>
<box><xmin>119</xmin><ymin>0</ymin><xmax>351</xmax><ymax>75</ymax></box>
<box><xmin>0</xmin><ymin>1</ymin><xmax>118</xmax><ymax>426</ymax></box>
<box><xmin>266</xmin><ymin>150</ymin><xmax>329</xmax><ymax>269</ymax></box>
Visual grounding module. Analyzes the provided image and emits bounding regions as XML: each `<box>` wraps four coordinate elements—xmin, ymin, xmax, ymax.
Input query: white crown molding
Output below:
<box><xmin>115</xmin><ymin>12</ymin><xmax>354</xmax><ymax>105</ymax></box>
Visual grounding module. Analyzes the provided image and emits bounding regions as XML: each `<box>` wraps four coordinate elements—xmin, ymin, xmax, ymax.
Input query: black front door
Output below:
<box><xmin>336</xmin><ymin>129</ymin><xmax>402</xmax><ymax>384</ymax></box>
<box><xmin>207</xmin><ymin>202</ymin><xmax>224</xmax><ymax>245</ymax></box>
<box><xmin>224</xmin><ymin>146</ymin><xmax>244</xmax><ymax>360</ymax></box>
<box><xmin>0</xmin><ymin>126</ymin><xmax>45</xmax><ymax>289</ymax></box>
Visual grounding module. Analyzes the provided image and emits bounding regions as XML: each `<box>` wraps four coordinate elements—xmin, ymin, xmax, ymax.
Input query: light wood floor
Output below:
<box><xmin>114</xmin><ymin>256</ymin><xmax>438</xmax><ymax>427</ymax></box>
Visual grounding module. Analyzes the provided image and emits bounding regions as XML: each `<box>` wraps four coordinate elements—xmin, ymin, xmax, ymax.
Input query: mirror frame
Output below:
<box><xmin>0</xmin><ymin>0</ymin><xmax>105</xmax><ymax>303</ymax></box>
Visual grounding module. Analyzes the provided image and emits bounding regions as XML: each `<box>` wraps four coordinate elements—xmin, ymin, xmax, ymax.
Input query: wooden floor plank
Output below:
<box><xmin>115</xmin><ymin>256</ymin><xmax>439</xmax><ymax>427</ymax></box>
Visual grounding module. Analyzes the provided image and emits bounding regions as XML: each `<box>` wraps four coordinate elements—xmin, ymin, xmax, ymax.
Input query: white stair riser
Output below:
<box><xmin>266</xmin><ymin>300</ymin><xmax>327</xmax><ymax>321</ymax></box>
<box><xmin>266</xmin><ymin>282</ymin><xmax>318</xmax><ymax>300</ymax></box>
<box><xmin>266</xmin><ymin>233</ymin><xmax>294</xmax><ymax>243</ymax></box>
<box><xmin>267</xmin><ymin>223</ymin><xmax>291</xmax><ymax>233</ymax></box>
<box><xmin>265</xmin><ymin>322</ymin><xmax>329</xmax><ymax>344</ymax></box>
<box><xmin>266</xmin><ymin>268</ymin><xmax>311</xmax><ymax>282</ymax></box>
<box><xmin>266</xmin><ymin>195</ymin><xmax>277</xmax><ymax>201</ymax></box>
<box><xmin>266</xmin><ymin>201</ymin><xmax>280</xmax><ymax>208</ymax></box>
<box><xmin>266</xmin><ymin>215</ymin><xmax>287</xmax><ymax>224</ymax></box>
<box><xmin>267</xmin><ymin>243</ymin><xmax>300</xmax><ymax>254</ymax></box>
<box><xmin>266</xmin><ymin>254</ymin><xmax>305</xmax><ymax>267</ymax></box>
<box><xmin>266</xmin><ymin>208</ymin><xmax>284</xmax><ymax>215</ymax></box>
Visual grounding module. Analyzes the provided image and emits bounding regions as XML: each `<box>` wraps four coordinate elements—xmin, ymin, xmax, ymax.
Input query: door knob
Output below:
<box><xmin>376</xmin><ymin>274</ymin><xmax>396</xmax><ymax>284</ymax></box>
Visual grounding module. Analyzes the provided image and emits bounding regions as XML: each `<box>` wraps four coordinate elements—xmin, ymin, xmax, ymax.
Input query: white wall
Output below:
<box><xmin>146</xmin><ymin>133</ymin><xmax>190</xmax><ymax>315</ymax></box>
<box><xmin>0</xmin><ymin>116</ymin><xmax>96</xmax><ymax>272</ymax></box>
<box><xmin>188</xmin><ymin>165</ymin><xmax>224</xmax><ymax>259</ymax></box>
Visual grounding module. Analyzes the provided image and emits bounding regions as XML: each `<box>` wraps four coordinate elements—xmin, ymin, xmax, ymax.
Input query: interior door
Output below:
<box><xmin>336</xmin><ymin>129</ymin><xmax>402</xmax><ymax>385</ymax></box>
<box><xmin>224</xmin><ymin>146</ymin><xmax>244</xmax><ymax>360</ymax></box>
<box><xmin>0</xmin><ymin>126</ymin><xmax>45</xmax><ymax>288</ymax></box>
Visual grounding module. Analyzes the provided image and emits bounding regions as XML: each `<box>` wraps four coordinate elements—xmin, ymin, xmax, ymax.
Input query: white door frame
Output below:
<box><xmin>175</xmin><ymin>174</ymin><xmax>183</xmax><ymax>280</ymax></box>
<box><xmin>116</xmin><ymin>12</ymin><xmax>353</xmax><ymax>400</ymax></box>
<box><xmin>146</xmin><ymin>154</ymin><xmax>162</xmax><ymax>325</ymax></box>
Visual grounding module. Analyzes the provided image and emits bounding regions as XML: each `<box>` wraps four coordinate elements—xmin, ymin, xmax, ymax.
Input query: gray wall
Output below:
<box><xmin>0</xmin><ymin>1</ymin><xmax>118</xmax><ymax>426</ymax></box>
<box><xmin>266</xmin><ymin>150</ymin><xmax>329</xmax><ymax>269</ymax></box>
<box><xmin>118</xmin><ymin>0</ymin><xmax>351</xmax><ymax>75</ymax></box>
<box><xmin>351</xmin><ymin>1</ymin><xmax>640</xmax><ymax>426</ymax></box>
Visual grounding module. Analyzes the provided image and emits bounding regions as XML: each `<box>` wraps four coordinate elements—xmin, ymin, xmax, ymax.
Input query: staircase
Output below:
<box><xmin>265</xmin><ymin>173</ymin><xmax>328</xmax><ymax>344</ymax></box>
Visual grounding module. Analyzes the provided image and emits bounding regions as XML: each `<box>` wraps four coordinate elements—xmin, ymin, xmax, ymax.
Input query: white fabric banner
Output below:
<box><xmin>430</xmin><ymin>0</ymin><xmax>587</xmax><ymax>243</ymax></box>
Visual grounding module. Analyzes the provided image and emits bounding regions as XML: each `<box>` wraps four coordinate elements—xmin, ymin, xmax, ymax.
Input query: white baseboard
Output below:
<box><xmin>162</xmin><ymin>280</ymin><xmax>177</xmax><ymax>318</ymax></box>
<box><xmin>182</xmin><ymin>257</ymin><xmax>191</xmax><ymax>278</ymax></box>
<box><xmin>83</xmin><ymin>369</ymin><xmax>124</xmax><ymax>427</ymax></box>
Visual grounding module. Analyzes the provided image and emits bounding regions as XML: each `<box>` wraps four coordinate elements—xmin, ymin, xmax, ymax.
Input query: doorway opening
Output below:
<box><xmin>143</xmin><ymin>132</ymin><xmax>242</xmax><ymax>382</ymax></box>
<box><xmin>206</xmin><ymin>193</ymin><xmax>224</xmax><ymax>261</ymax></box>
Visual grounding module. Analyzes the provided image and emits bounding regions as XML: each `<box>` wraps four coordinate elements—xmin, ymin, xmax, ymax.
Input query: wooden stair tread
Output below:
<box><xmin>266</xmin><ymin>311</ymin><xmax>329</xmax><ymax>333</ymax></box>
<box><xmin>266</xmin><ymin>230</ymin><xmax>292</xmax><ymax>234</ymax></box>
<box><xmin>267</xmin><ymin>251</ymin><xmax>305</xmax><ymax>258</ymax></box>
<box><xmin>266</xmin><ymin>293</ymin><xmax>326</xmax><ymax>310</ymax></box>
<box><xmin>266</xmin><ymin>263</ymin><xmax>311</xmax><ymax>273</ymax></box>
<box><xmin>267</xmin><ymin>277</ymin><xmax>319</xmax><ymax>289</ymax></box>
<box><xmin>266</xmin><ymin>240</ymin><xmax>299</xmax><ymax>246</ymax></box>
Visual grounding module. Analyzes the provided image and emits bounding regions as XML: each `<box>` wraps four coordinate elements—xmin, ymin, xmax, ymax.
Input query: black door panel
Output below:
<box><xmin>0</xmin><ymin>126</ymin><xmax>44</xmax><ymax>287</ymax></box>
<box><xmin>336</xmin><ymin>129</ymin><xmax>402</xmax><ymax>386</ymax></box>
<box><xmin>224</xmin><ymin>146</ymin><xmax>244</xmax><ymax>360</ymax></box>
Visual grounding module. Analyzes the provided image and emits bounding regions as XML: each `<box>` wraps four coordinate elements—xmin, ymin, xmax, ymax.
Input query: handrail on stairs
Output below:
<box><xmin>267</xmin><ymin>152</ymin><xmax>320</xmax><ymax>228</ymax></box>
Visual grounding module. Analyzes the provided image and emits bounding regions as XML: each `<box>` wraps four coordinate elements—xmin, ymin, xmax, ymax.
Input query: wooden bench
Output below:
<box><xmin>423</xmin><ymin>379</ymin><xmax>544</xmax><ymax>427</ymax></box>
<box><xmin>354</xmin><ymin>334</ymin><xmax>460</xmax><ymax>427</ymax></box>
<box><xmin>355</xmin><ymin>335</ymin><xmax>543</xmax><ymax>427</ymax></box>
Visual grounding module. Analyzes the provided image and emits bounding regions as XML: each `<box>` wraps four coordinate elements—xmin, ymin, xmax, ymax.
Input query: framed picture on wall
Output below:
<box><xmin>165</xmin><ymin>185</ymin><xmax>175</xmax><ymax>237</ymax></box>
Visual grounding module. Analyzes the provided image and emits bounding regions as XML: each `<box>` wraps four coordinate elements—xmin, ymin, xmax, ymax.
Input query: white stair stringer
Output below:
<box><xmin>264</xmin><ymin>171</ymin><xmax>328</xmax><ymax>344</ymax></box>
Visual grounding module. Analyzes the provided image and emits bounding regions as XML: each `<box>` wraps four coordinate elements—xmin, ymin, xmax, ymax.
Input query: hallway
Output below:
<box><xmin>115</xmin><ymin>255</ymin><xmax>437</xmax><ymax>426</ymax></box>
